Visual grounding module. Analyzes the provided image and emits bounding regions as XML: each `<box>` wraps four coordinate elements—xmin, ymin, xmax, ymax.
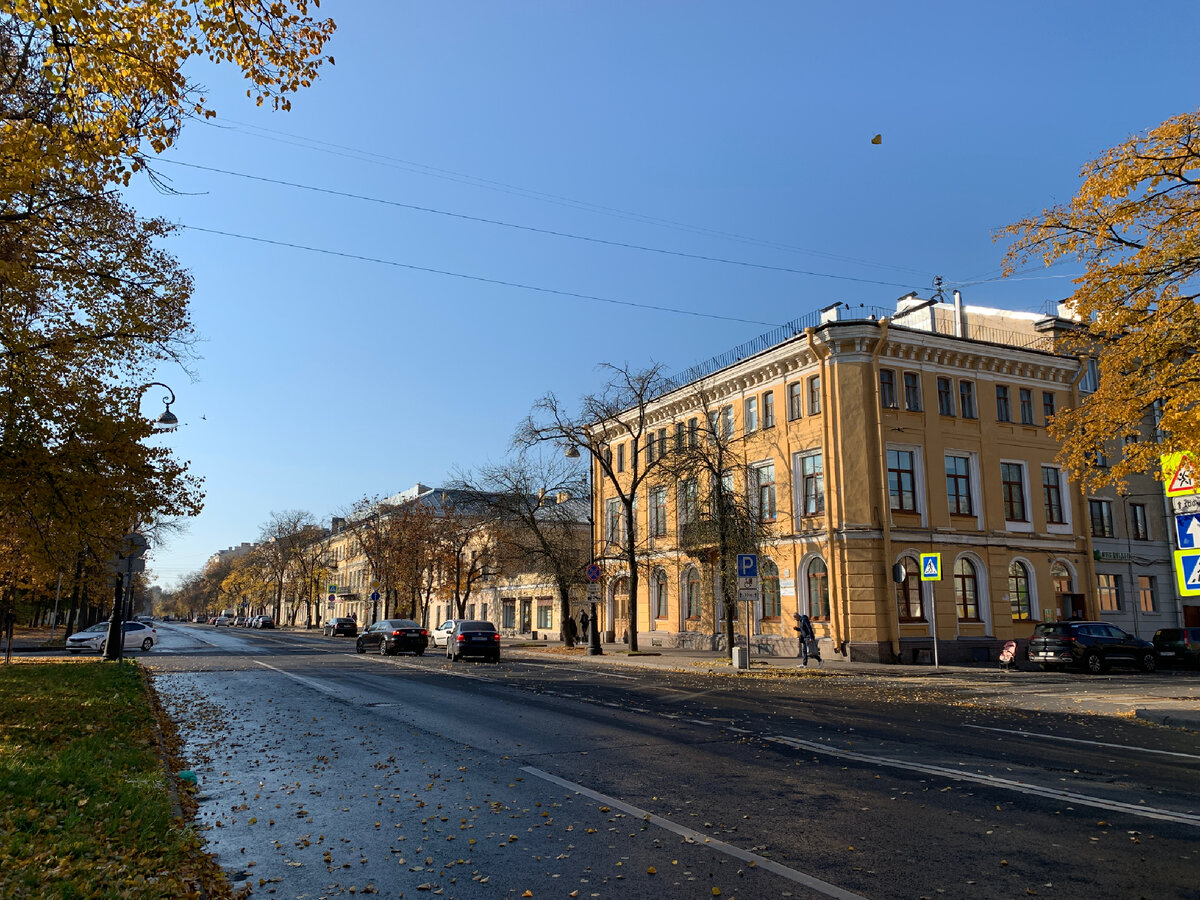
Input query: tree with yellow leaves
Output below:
<box><xmin>1004</xmin><ymin>109</ymin><xmax>1200</xmax><ymax>491</ymax></box>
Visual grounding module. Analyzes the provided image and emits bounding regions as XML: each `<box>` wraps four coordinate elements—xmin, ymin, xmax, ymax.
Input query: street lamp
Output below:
<box><xmin>565</xmin><ymin>444</ymin><xmax>602</xmax><ymax>655</ymax></box>
<box><xmin>143</xmin><ymin>382</ymin><xmax>179</xmax><ymax>430</ymax></box>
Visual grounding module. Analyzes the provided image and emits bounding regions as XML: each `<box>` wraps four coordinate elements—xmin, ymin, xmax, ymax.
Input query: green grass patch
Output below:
<box><xmin>0</xmin><ymin>660</ymin><xmax>229</xmax><ymax>899</ymax></box>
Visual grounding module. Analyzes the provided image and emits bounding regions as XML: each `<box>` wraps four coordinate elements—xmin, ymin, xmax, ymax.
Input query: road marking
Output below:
<box><xmin>507</xmin><ymin>659</ymin><xmax>637</xmax><ymax>680</ymax></box>
<box><xmin>767</xmin><ymin>734</ymin><xmax>1200</xmax><ymax>827</ymax></box>
<box><xmin>964</xmin><ymin>724</ymin><xmax>1200</xmax><ymax>761</ymax></box>
<box><xmin>254</xmin><ymin>661</ymin><xmax>351</xmax><ymax>698</ymax></box>
<box><xmin>521</xmin><ymin>765</ymin><xmax>868</xmax><ymax>900</ymax></box>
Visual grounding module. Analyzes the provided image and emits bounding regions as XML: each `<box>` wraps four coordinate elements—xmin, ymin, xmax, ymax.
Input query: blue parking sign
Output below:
<box><xmin>737</xmin><ymin>554</ymin><xmax>758</xmax><ymax>578</ymax></box>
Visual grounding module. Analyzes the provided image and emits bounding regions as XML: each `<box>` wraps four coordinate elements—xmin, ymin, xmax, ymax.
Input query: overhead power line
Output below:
<box><xmin>178</xmin><ymin>224</ymin><xmax>785</xmax><ymax>327</ymax></box>
<box><xmin>160</xmin><ymin>159</ymin><xmax>925</xmax><ymax>291</ymax></box>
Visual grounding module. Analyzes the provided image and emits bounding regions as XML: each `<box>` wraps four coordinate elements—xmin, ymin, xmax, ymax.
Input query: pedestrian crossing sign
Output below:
<box><xmin>1162</xmin><ymin>451</ymin><xmax>1200</xmax><ymax>497</ymax></box>
<box><xmin>919</xmin><ymin>553</ymin><xmax>941</xmax><ymax>581</ymax></box>
<box><xmin>1174</xmin><ymin>549</ymin><xmax>1200</xmax><ymax>596</ymax></box>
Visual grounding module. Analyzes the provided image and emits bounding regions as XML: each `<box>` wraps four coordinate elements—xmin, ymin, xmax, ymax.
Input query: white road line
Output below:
<box><xmin>521</xmin><ymin>765</ymin><xmax>868</xmax><ymax>900</ymax></box>
<box><xmin>964</xmin><ymin>724</ymin><xmax>1200</xmax><ymax>761</ymax></box>
<box><xmin>768</xmin><ymin>734</ymin><xmax>1200</xmax><ymax>828</ymax></box>
<box><xmin>506</xmin><ymin>659</ymin><xmax>638</xmax><ymax>680</ymax></box>
<box><xmin>254</xmin><ymin>660</ymin><xmax>352</xmax><ymax>698</ymax></box>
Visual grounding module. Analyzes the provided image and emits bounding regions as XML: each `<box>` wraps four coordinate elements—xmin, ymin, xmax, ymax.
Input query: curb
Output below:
<box><xmin>1134</xmin><ymin>708</ymin><xmax>1200</xmax><ymax>732</ymax></box>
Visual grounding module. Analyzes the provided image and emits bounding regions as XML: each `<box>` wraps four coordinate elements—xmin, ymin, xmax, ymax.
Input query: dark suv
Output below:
<box><xmin>323</xmin><ymin>617</ymin><xmax>357</xmax><ymax>637</ymax></box>
<box><xmin>1152</xmin><ymin>627</ymin><xmax>1200</xmax><ymax>668</ymax></box>
<box><xmin>1028</xmin><ymin>620</ymin><xmax>1156</xmax><ymax>674</ymax></box>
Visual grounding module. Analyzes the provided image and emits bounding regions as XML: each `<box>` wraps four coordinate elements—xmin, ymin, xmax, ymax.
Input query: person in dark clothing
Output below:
<box><xmin>793</xmin><ymin>612</ymin><xmax>820</xmax><ymax>666</ymax></box>
<box><xmin>579</xmin><ymin>609</ymin><xmax>590</xmax><ymax>639</ymax></box>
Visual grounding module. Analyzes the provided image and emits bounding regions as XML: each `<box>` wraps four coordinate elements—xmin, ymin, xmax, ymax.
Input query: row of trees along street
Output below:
<box><xmin>0</xmin><ymin>3</ymin><xmax>334</xmax><ymax>648</ymax></box>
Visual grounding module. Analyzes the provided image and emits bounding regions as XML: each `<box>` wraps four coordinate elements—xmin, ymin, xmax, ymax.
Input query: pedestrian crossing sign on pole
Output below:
<box><xmin>919</xmin><ymin>553</ymin><xmax>941</xmax><ymax>581</ymax></box>
<box><xmin>1173</xmin><ymin>549</ymin><xmax>1200</xmax><ymax>596</ymax></box>
<box><xmin>1162</xmin><ymin>452</ymin><xmax>1200</xmax><ymax>497</ymax></box>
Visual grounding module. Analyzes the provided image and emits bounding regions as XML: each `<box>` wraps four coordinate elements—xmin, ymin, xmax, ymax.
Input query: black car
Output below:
<box><xmin>356</xmin><ymin>619</ymin><xmax>428</xmax><ymax>656</ymax></box>
<box><xmin>323</xmin><ymin>617</ymin><xmax>357</xmax><ymax>637</ymax></box>
<box><xmin>1152</xmin><ymin>627</ymin><xmax>1200</xmax><ymax>668</ymax></box>
<box><xmin>445</xmin><ymin>620</ymin><xmax>500</xmax><ymax>663</ymax></box>
<box><xmin>1028</xmin><ymin>620</ymin><xmax>1156</xmax><ymax>674</ymax></box>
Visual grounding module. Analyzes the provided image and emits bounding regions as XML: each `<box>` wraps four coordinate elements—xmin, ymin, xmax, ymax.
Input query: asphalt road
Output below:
<box><xmin>146</xmin><ymin>623</ymin><xmax>1200</xmax><ymax>899</ymax></box>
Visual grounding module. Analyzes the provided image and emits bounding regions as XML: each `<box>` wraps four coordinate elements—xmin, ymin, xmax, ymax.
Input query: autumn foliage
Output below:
<box><xmin>1004</xmin><ymin>109</ymin><xmax>1200</xmax><ymax>490</ymax></box>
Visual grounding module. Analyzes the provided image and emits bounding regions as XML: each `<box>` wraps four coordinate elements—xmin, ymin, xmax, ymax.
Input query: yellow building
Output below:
<box><xmin>590</xmin><ymin>294</ymin><xmax>1181</xmax><ymax>663</ymax></box>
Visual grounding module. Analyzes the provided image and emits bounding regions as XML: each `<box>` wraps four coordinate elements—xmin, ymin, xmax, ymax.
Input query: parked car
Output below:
<box><xmin>356</xmin><ymin>619</ymin><xmax>428</xmax><ymax>656</ymax></box>
<box><xmin>213</xmin><ymin>614</ymin><xmax>233</xmax><ymax>626</ymax></box>
<box><xmin>445</xmin><ymin>620</ymin><xmax>500</xmax><ymax>663</ymax></box>
<box><xmin>66</xmin><ymin>621</ymin><xmax>158</xmax><ymax>654</ymax></box>
<box><xmin>1028</xmin><ymin>620</ymin><xmax>1156</xmax><ymax>674</ymax></box>
<box><xmin>323</xmin><ymin>617</ymin><xmax>358</xmax><ymax>637</ymax></box>
<box><xmin>253</xmin><ymin>615</ymin><xmax>275</xmax><ymax>629</ymax></box>
<box><xmin>1152</xmin><ymin>627</ymin><xmax>1200</xmax><ymax>668</ymax></box>
<box><xmin>431</xmin><ymin>618</ymin><xmax>465</xmax><ymax>648</ymax></box>
<box><xmin>233</xmin><ymin>615</ymin><xmax>248</xmax><ymax>627</ymax></box>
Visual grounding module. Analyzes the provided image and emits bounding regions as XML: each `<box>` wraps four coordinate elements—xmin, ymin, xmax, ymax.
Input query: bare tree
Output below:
<box><xmin>517</xmin><ymin>362</ymin><xmax>672</xmax><ymax>652</ymax></box>
<box><xmin>252</xmin><ymin>510</ymin><xmax>316</xmax><ymax>623</ymax></box>
<box><xmin>435</xmin><ymin>492</ymin><xmax>498</xmax><ymax>619</ymax></box>
<box><xmin>453</xmin><ymin>449</ymin><xmax>589</xmax><ymax>646</ymax></box>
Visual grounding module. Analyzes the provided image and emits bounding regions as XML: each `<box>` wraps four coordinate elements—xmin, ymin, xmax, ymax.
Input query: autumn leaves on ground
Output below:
<box><xmin>0</xmin><ymin>660</ymin><xmax>240</xmax><ymax>899</ymax></box>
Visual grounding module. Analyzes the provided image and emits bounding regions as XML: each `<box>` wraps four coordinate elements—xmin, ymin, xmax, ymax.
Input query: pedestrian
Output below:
<box><xmin>579</xmin><ymin>609</ymin><xmax>590</xmax><ymax>639</ymax></box>
<box><xmin>566</xmin><ymin>615</ymin><xmax>578</xmax><ymax>644</ymax></box>
<box><xmin>793</xmin><ymin>612</ymin><xmax>820</xmax><ymax>667</ymax></box>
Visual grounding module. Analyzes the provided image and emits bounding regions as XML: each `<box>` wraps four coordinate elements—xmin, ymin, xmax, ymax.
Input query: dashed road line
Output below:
<box><xmin>964</xmin><ymin>723</ymin><xmax>1200</xmax><ymax>761</ymax></box>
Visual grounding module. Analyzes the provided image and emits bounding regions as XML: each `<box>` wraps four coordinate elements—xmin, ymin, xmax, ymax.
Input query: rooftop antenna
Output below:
<box><xmin>932</xmin><ymin>275</ymin><xmax>945</xmax><ymax>302</ymax></box>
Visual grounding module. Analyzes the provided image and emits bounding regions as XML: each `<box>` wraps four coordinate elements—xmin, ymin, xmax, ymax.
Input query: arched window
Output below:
<box><xmin>652</xmin><ymin>569</ymin><xmax>669</xmax><ymax>619</ymax></box>
<box><xmin>761</xmin><ymin>558</ymin><xmax>781</xmax><ymax>618</ymax></box>
<box><xmin>684</xmin><ymin>567</ymin><xmax>701</xmax><ymax>619</ymax></box>
<box><xmin>896</xmin><ymin>555</ymin><xmax>923</xmax><ymax>621</ymax></box>
<box><xmin>806</xmin><ymin>557</ymin><xmax>829</xmax><ymax>620</ymax></box>
<box><xmin>1050</xmin><ymin>561</ymin><xmax>1072</xmax><ymax>595</ymax></box>
<box><xmin>955</xmin><ymin>558</ymin><xmax>980</xmax><ymax>620</ymax></box>
<box><xmin>1008</xmin><ymin>561</ymin><xmax>1032</xmax><ymax>620</ymax></box>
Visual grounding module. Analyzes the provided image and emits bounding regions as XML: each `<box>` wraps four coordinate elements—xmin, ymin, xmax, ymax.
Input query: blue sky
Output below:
<box><xmin>133</xmin><ymin>1</ymin><xmax>1200</xmax><ymax>586</ymax></box>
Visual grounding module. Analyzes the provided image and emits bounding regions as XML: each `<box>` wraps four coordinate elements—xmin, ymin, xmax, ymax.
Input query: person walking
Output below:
<box><xmin>579</xmin><ymin>609</ymin><xmax>590</xmax><ymax>640</ymax></box>
<box><xmin>793</xmin><ymin>612</ymin><xmax>820</xmax><ymax>666</ymax></box>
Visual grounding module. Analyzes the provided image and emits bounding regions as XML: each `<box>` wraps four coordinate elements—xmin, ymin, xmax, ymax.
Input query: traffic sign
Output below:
<box><xmin>327</xmin><ymin>593</ymin><xmax>335</xmax><ymax>603</ymax></box>
<box><xmin>585</xmin><ymin>563</ymin><xmax>602</xmax><ymax>583</ymax></box>
<box><xmin>371</xmin><ymin>580</ymin><xmax>379</xmax><ymax>590</ymax></box>
<box><xmin>919</xmin><ymin>553</ymin><xmax>942</xmax><ymax>581</ymax></box>
<box><xmin>1162</xmin><ymin>452</ymin><xmax>1200</xmax><ymax>497</ymax></box>
<box><xmin>737</xmin><ymin>587</ymin><xmax>758</xmax><ymax>606</ymax></box>
<box><xmin>370</xmin><ymin>591</ymin><xmax>380</xmax><ymax>602</ymax></box>
<box><xmin>586</xmin><ymin>582</ymin><xmax>601</xmax><ymax>600</ymax></box>
<box><xmin>737</xmin><ymin>575</ymin><xmax>759</xmax><ymax>591</ymax></box>
<box><xmin>328</xmin><ymin>584</ymin><xmax>337</xmax><ymax>594</ymax></box>
<box><xmin>1173</xmin><ymin>494</ymin><xmax>1200</xmax><ymax>516</ymax></box>
<box><xmin>1176</xmin><ymin>514</ymin><xmax>1200</xmax><ymax>550</ymax></box>
<box><xmin>1173</xmin><ymin>549</ymin><xmax>1200</xmax><ymax>596</ymax></box>
<box><xmin>737</xmin><ymin>554</ymin><xmax>758</xmax><ymax>578</ymax></box>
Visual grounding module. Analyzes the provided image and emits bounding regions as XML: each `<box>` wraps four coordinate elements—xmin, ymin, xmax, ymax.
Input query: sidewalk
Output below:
<box><xmin>511</xmin><ymin>640</ymin><xmax>1200</xmax><ymax>733</ymax></box>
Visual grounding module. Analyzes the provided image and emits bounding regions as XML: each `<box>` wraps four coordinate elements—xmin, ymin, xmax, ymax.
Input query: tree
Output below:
<box><xmin>251</xmin><ymin>510</ymin><xmax>315</xmax><ymax>622</ymax></box>
<box><xmin>518</xmin><ymin>363</ymin><xmax>673</xmax><ymax>652</ymax></box>
<box><xmin>287</xmin><ymin>524</ymin><xmax>330</xmax><ymax>627</ymax></box>
<box><xmin>453</xmin><ymin>450</ymin><xmax>590</xmax><ymax>647</ymax></box>
<box><xmin>435</xmin><ymin>493</ymin><xmax>497</xmax><ymax>620</ymax></box>
<box><xmin>1003</xmin><ymin>109</ymin><xmax>1200</xmax><ymax>491</ymax></box>
<box><xmin>660</xmin><ymin>387</ymin><xmax>775</xmax><ymax>651</ymax></box>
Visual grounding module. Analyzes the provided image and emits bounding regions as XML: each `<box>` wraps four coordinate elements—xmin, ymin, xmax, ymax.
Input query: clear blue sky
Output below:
<box><xmin>132</xmin><ymin>0</ymin><xmax>1200</xmax><ymax>587</ymax></box>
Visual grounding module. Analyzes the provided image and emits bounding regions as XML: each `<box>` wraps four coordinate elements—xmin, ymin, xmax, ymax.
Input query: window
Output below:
<box><xmin>650</xmin><ymin>486</ymin><xmax>667</xmax><ymax>537</ymax></box>
<box><xmin>1051</xmin><ymin>561</ymin><xmax>1073</xmax><ymax>596</ymax></box>
<box><xmin>537</xmin><ymin>600</ymin><xmax>552</xmax><ymax>629</ymax></box>
<box><xmin>675</xmin><ymin>422</ymin><xmax>685</xmax><ymax>452</ymax></box>
<box><xmin>1138</xmin><ymin>575</ymin><xmax>1157</xmax><ymax>612</ymax></box>
<box><xmin>684</xmin><ymin>568</ymin><xmax>701</xmax><ymax>619</ymax></box>
<box><xmin>1008</xmin><ymin>561</ymin><xmax>1032</xmax><ymax>620</ymax></box>
<box><xmin>646</xmin><ymin>433</ymin><xmax>655</xmax><ymax>464</ymax></box>
<box><xmin>502</xmin><ymin>599</ymin><xmax>516</xmax><ymax>629</ymax></box>
<box><xmin>744</xmin><ymin>396</ymin><xmax>758</xmax><ymax>433</ymax></box>
<box><xmin>1019</xmin><ymin>389</ymin><xmax>1034</xmax><ymax>425</ymax></box>
<box><xmin>1042</xmin><ymin>466</ymin><xmax>1064</xmax><ymax>524</ymax></box>
<box><xmin>762</xmin><ymin>390</ymin><xmax>775</xmax><ymax>428</ymax></box>
<box><xmin>1130</xmin><ymin>503</ymin><xmax>1148</xmax><ymax>540</ymax></box>
<box><xmin>1080</xmin><ymin>358</ymin><xmax>1100</xmax><ymax>394</ymax></box>
<box><xmin>605</xmin><ymin>498</ymin><xmax>623</xmax><ymax>545</ymax></box>
<box><xmin>808</xmin><ymin>375</ymin><xmax>821</xmax><ymax>415</ymax></box>
<box><xmin>1096</xmin><ymin>573</ymin><xmax>1120</xmax><ymax>611</ymax></box>
<box><xmin>887</xmin><ymin>449</ymin><xmax>917</xmax><ymax>511</ymax></box>
<box><xmin>721</xmin><ymin>405</ymin><xmax>734</xmax><ymax>438</ymax></box>
<box><xmin>959</xmin><ymin>381</ymin><xmax>977</xmax><ymax>419</ymax></box>
<box><xmin>1001</xmin><ymin>462</ymin><xmax>1027</xmax><ymax>522</ymax></box>
<box><xmin>937</xmin><ymin>377</ymin><xmax>955</xmax><ymax>416</ymax></box>
<box><xmin>749</xmin><ymin>461</ymin><xmax>777</xmax><ymax>521</ymax></box>
<box><xmin>788</xmin><ymin>382</ymin><xmax>803</xmax><ymax>420</ymax></box>
<box><xmin>688</xmin><ymin>417</ymin><xmax>699</xmax><ymax>448</ymax></box>
<box><xmin>1043</xmin><ymin>391</ymin><xmax>1056</xmax><ymax>422</ymax></box>
<box><xmin>995</xmin><ymin>385</ymin><xmax>1011</xmax><ymax>422</ymax></box>
<box><xmin>707</xmin><ymin>410</ymin><xmax>719</xmax><ymax>440</ymax></box>
<box><xmin>880</xmin><ymin>369</ymin><xmax>898</xmax><ymax>409</ymax></box>
<box><xmin>761</xmin><ymin>558</ymin><xmax>781</xmax><ymax>618</ymax></box>
<box><xmin>954</xmin><ymin>558</ymin><xmax>980</xmax><ymax>620</ymax></box>
<box><xmin>678</xmin><ymin>478</ymin><xmax>698</xmax><ymax>527</ymax></box>
<box><xmin>616</xmin><ymin>443</ymin><xmax>625</xmax><ymax>473</ymax></box>
<box><xmin>1089</xmin><ymin>499</ymin><xmax>1114</xmax><ymax>538</ymax></box>
<box><xmin>896</xmin><ymin>556</ymin><xmax>923</xmax><ymax>621</ymax></box>
<box><xmin>656</xmin><ymin>427</ymin><xmax>668</xmax><ymax>458</ymax></box>
<box><xmin>945</xmin><ymin>454</ymin><xmax>973</xmax><ymax>516</ymax></box>
<box><xmin>807</xmin><ymin>558</ymin><xmax>829</xmax><ymax>620</ymax></box>
<box><xmin>653</xmin><ymin>569</ymin><xmax>668</xmax><ymax>618</ymax></box>
<box><xmin>904</xmin><ymin>372</ymin><xmax>922</xmax><ymax>411</ymax></box>
<box><xmin>799</xmin><ymin>452</ymin><xmax>825</xmax><ymax>517</ymax></box>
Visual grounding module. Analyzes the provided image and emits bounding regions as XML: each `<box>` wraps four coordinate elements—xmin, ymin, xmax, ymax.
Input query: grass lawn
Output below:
<box><xmin>0</xmin><ymin>660</ymin><xmax>236</xmax><ymax>899</ymax></box>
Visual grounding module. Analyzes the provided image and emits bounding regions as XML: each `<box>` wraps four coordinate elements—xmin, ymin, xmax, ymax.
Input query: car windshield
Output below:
<box><xmin>79</xmin><ymin>623</ymin><xmax>108</xmax><ymax>633</ymax></box>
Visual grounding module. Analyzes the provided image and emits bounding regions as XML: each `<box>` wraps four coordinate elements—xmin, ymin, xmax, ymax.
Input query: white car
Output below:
<box><xmin>66</xmin><ymin>621</ymin><xmax>158</xmax><ymax>654</ymax></box>
<box><xmin>431</xmin><ymin>619</ymin><xmax>465</xmax><ymax>648</ymax></box>
<box><xmin>213</xmin><ymin>615</ymin><xmax>233</xmax><ymax>626</ymax></box>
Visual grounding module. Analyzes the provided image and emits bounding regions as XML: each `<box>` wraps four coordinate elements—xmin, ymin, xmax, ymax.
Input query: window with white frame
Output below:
<box><xmin>788</xmin><ymin>382</ymin><xmax>803</xmax><ymax>420</ymax></box>
<box><xmin>649</xmin><ymin>486</ymin><xmax>667</xmax><ymax>537</ymax></box>
<box><xmin>605</xmin><ymin>498</ymin><xmax>623</xmax><ymax>545</ymax></box>
<box><xmin>678</xmin><ymin>478</ymin><xmax>698</xmax><ymax>527</ymax></box>
<box><xmin>1001</xmin><ymin>462</ymin><xmax>1027</xmax><ymax>522</ymax></box>
<box><xmin>797</xmin><ymin>451</ymin><xmax>824</xmax><ymax>518</ymax></box>
<box><xmin>1042</xmin><ymin>466</ymin><xmax>1064</xmax><ymax>524</ymax></box>
<box><xmin>761</xmin><ymin>558</ymin><xmax>781</xmax><ymax>618</ymax></box>
<box><xmin>1089</xmin><ymin>499</ymin><xmax>1114</xmax><ymax>538</ymax></box>
<box><xmin>945</xmin><ymin>454</ymin><xmax>973</xmax><ymax>516</ymax></box>
<box><xmin>955</xmin><ymin>558</ymin><xmax>980</xmax><ymax>620</ymax></box>
<box><xmin>879</xmin><ymin>369</ymin><xmax>898</xmax><ymax>409</ymax></box>
<box><xmin>1130</xmin><ymin>503</ymin><xmax>1149</xmax><ymax>540</ymax></box>
<box><xmin>653</xmin><ymin>568</ymin><xmax>669</xmax><ymax>618</ymax></box>
<box><xmin>748</xmin><ymin>461</ymin><xmax>776</xmax><ymax>521</ymax></box>
<box><xmin>806</xmin><ymin>557</ymin><xmax>829</xmax><ymax>619</ymax></box>
<box><xmin>721</xmin><ymin>405</ymin><xmax>734</xmax><ymax>438</ymax></box>
<box><xmin>1008</xmin><ymin>561</ymin><xmax>1032</xmax><ymax>620</ymax></box>
<box><xmin>688</xmin><ymin>417</ymin><xmax>699</xmax><ymax>448</ymax></box>
<box><xmin>744</xmin><ymin>396</ymin><xmax>758</xmax><ymax>433</ymax></box>
<box><xmin>903</xmin><ymin>372</ymin><xmax>922</xmax><ymax>411</ymax></box>
<box><xmin>808</xmin><ymin>375</ymin><xmax>821</xmax><ymax>414</ymax></box>
<box><xmin>896</xmin><ymin>556</ymin><xmax>923</xmax><ymax>621</ymax></box>
<box><xmin>684</xmin><ymin>567</ymin><xmax>701</xmax><ymax>619</ymax></box>
<box><xmin>1096</xmin><ymin>573</ymin><xmax>1120</xmax><ymax>610</ymax></box>
<box><xmin>762</xmin><ymin>390</ymin><xmax>775</xmax><ymax>428</ymax></box>
<box><xmin>937</xmin><ymin>377</ymin><xmax>955</xmax><ymax>416</ymax></box>
<box><xmin>887</xmin><ymin>449</ymin><xmax>917</xmax><ymax>512</ymax></box>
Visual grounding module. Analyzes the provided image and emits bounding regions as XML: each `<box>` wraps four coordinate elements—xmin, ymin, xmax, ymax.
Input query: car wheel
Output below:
<box><xmin>1139</xmin><ymin>652</ymin><xmax>1157</xmax><ymax>673</ymax></box>
<box><xmin>98</xmin><ymin>641</ymin><xmax>106</xmax><ymax>656</ymax></box>
<box><xmin>356</xmin><ymin>639</ymin><xmax>365</xmax><ymax>654</ymax></box>
<box><xmin>141</xmin><ymin>638</ymin><xmax>153</xmax><ymax>652</ymax></box>
<box><xmin>1084</xmin><ymin>650</ymin><xmax>1107</xmax><ymax>674</ymax></box>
